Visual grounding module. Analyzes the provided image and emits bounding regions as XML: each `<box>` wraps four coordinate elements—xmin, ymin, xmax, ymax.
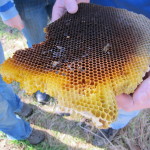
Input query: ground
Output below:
<box><xmin>0</xmin><ymin>20</ymin><xmax>150</xmax><ymax>150</ymax></box>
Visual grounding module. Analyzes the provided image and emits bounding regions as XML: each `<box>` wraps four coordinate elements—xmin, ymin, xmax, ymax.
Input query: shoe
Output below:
<box><xmin>27</xmin><ymin>129</ymin><xmax>45</xmax><ymax>145</ymax></box>
<box><xmin>35</xmin><ymin>91</ymin><xmax>50</xmax><ymax>104</ymax></box>
<box><xmin>17</xmin><ymin>103</ymin><xmax>33</xmax><ymax>117</ymax></box>
<box><xmin>92</xmin><ymin>128</ymin><xmax>119</xmax><ymax>147</ymax></box>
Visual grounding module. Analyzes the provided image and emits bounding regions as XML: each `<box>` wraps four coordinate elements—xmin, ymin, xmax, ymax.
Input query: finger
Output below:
<box><xmin>116</xmin><ymin>94</ymin><xmax>134</xmax><ymax>111</ymax></box>
<box><xmin>65</xmin><ymin>0</ymin><xmax>78</xmax><ymax>14</ymax></box>
<box><xmin>52</xmin><ymin>0</ymin><xmax>65</xmax><ymax>22</ymax></box>
<box><xmin>17</xmin><ymin>16</ymin><xmax>24</xmax><ymax>30</ymax></box>
<box><xmin>133</xmin><ymin>77</ymin><xmax>150</xmax><ymax>105</ymax></box>
<box><xmin>12</xmin><ymin>20</ymin><xmax>24</xmax><ymax>30</ymax></box>
<box><xmin>17</xmin><ymin>23</ymin><xmax>24</xmax><ymax>31</ymax></box>
<box><xmin>52</xmin><ymin>4</ymin><xmax>66</xmax><ymax>22</ymax></box>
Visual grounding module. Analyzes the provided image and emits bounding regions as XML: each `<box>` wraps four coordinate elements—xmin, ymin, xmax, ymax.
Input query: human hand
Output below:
<box><xmin>116</xmin><ymin>75</ymin><xmax>150</xmax><ymax>112</ymax></box>
<box><xmin>52</xmin><ymin>0</ymin><xmax>90</xmax><ymax>22</ymax></box>
<box><xmin>4</xmin><ymin>15</ymin><xmax>24</xmax><ymax>30</ymax></box>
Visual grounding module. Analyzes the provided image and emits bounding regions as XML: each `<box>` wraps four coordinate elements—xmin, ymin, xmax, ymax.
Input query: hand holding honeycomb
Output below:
<box><xmin>0</xmin><ymin>3</ymin><xmax>150</xmax><ymax>128</ymax></box>
<box><xmin>52</xmin><ymin>0</ymin><xmax>90</xmax><ymax>22</ymax></box>
<box><xmin>116</xmin><ymin>75</ymin><xmax>150</xmax><ymax>112</ymax></box>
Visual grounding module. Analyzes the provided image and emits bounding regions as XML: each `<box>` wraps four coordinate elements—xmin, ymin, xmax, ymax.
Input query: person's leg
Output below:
<box><xmin>46</xmin><ymin>0</ymin><xmax>55</xmax><ymax>19</ymax></box>
<box><xmin>110</xmin><ymin>109</ymin><xmax>140</xmax><ymax>129</ymax></box>
<box><xmin>14</xmin><ymin>0</ymin><xmax>48</xmax><ymax>47</ymax></box>
<box><xmin>0</xmin><ymin>95</ymin><xmax>32</xmax><ymax>140</ymax></box>
<box><xmin>14</xmin><ymin>0</ymin><xmax>52</xmax><ymax>102</ymax></box>
<box><xmin>0</xmin><ymin>43</ymin><xmax>44</xmax><ymax>143</ymax></box>
<box><xmin>0</xmin><ymin>42</ymin><xmax>23</xmax><ymax>112</ymax></box>
<box><xmin>93</xmin><ymin>109</ymin><xmax>140</xmax><ymax>146</ymax></box>
<box><xmin>0</xmin><ymin>43</ymin><xmax>4</xmax><ymax>64</ymax></box>
<box><xmin>30</xmin><ymin>0</ymin><xmax>56</xmax><ymax>104</ymax></box>
<box><xmin>0</xmin><ymin>76</ymin><xmax>23</xmax><ymax>112</ymax></box>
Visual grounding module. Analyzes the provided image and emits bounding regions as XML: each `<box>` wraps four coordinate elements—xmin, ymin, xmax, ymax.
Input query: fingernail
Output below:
<box><xmin>66</xmin><ymin>2</ymin><xmax>78</xmax><ymax>13</ymax></box>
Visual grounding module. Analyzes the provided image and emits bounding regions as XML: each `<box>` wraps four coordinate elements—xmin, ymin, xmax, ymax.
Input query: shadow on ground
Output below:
<box><xmin>20</xmin><ymin>102</ymin><xmax>106</xmax><ymax>150</ymax></box>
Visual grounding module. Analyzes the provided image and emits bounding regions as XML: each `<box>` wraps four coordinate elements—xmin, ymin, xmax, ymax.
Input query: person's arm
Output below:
<box><xmin>0</xmin><ymin>0</ymin><xmax>24</xmax><ymax>30</ymax></box>
<box><xmin>52</xmin><ymin>0</ymin><xmax>90</xmax><ymax>22</ymax></box>
<box><xmin>116</xmin><ymin>73</ymin><xmax>150</xmax><ymax>112</ymax></box>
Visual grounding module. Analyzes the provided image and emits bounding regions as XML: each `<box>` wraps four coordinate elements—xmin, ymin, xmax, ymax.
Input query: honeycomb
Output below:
<box><xmin>0</xmin><ymin>3</ymin><xmax>150</xmax><ymax>128</ymax></box>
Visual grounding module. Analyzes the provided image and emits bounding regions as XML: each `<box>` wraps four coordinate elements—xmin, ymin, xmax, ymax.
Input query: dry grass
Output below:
<box><xmin>0</xmin><ymin>19</ymin><xmax>27</xmax><ymax>59</ymax></box>
<box><xmin>0</xmin><ymin>20</ymin><xmax>150</xmax><ymax>150</ymax></box>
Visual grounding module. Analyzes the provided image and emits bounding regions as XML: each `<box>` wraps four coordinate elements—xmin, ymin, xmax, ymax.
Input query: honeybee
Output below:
<box><xmin>67</xmin><ymin>64</ymin><xmax>74</xmax><ymax>71</ymax></box>
<box><xmin>103</xmin><ymin>43</ymin><xmax>111</xmax><ymax>54</ymax></box>
<box><xmin>52</xmin><ymin>61</ymin><xmax>60</xmax><ymax>68</ymax></box>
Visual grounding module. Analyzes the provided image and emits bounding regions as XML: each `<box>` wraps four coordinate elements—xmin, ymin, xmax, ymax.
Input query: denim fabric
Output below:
<box><xmin>0</xmin><ymin>0</ymin><xmax>19</xmax><ymax>21</ymax></box>
<box><xmin>0</xmin><ymin>43</ymin><xmax>4</xmax><ymax>64</ymax></box>
<box><xmin>110</xmin><ymin>109</ymin><xmax>140</xmax><ymax>129</ymax></box>
<box><xmin>91</xmin><ymin>0</ymin><xmax>150</xmax><ymax>18</ymax></box>
<box><xmin>14</xmin><ymin>0</ymin><xmax>55</xmax><ymax>47</ymax></box>
<box><xmin>0</xmin><ymin>43</ymin><xmax>32</xmax><ymax>140</ymax></box>
<box><xmin>12</xmin><ymin>0</ymin><xmax>140</xmax><ymax>129</ymax></box>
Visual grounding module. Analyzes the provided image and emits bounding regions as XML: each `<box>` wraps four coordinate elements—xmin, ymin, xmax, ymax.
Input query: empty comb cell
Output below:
<box><xmin>0</xmin><ymin>3</ymin><xmax>150</xmax><ymax>128</ymax></box>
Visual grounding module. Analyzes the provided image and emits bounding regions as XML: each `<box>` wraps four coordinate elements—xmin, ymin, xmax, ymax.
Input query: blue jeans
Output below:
<box><xmin>14</xmin><ymin>0</ymin><xmax>139</xmax><ymax>129</ymax></box>
<box><xmin>14</xmin><ymin>0</ymin><xmax>55</xmax><ymax>47</ymax></box>
<box><xmin>0</xmin><ymin>43</ymin><xmax>32</xmax><ymax>140</ymax></box>
<box><xmin>110</xmin><ymin>109</ymin><xmax>140</xmax><ymax>129</ymax></box>
<box><xmin>90</xmin><ymin>0</ymin><xmax>150</xmax><ymax>18</ymax></box>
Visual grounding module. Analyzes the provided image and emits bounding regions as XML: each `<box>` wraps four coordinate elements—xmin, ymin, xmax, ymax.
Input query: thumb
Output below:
<box><xmin>52</xmin><ymin>5</ymin><xmax>66</xmax><ymax>22</ymax></box>
<box><xmin>16</xmin><ymin>22</ymin><xmax>24</xmax><ymax>30</ymax></box>
<box><xmin>65</xmin><ymin>0</ymin><xmax>78</xmax><ymax>14</ymax></box>
<box><xmin>116</xmin><ymin>94</ymin><xmax>133</xmax><ymax>111</ymax></box>
<box><xmin>52</xmin><ymin>0</ymin><xmax>78</xmax><ymax>22</ymax></box>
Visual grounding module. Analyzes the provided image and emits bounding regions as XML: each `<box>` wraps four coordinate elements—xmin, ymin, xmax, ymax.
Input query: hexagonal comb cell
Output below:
<box><xmin>0</xmin><ymin>3</ymin><xmax>150</xmax><ymax>128</ymax></box>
